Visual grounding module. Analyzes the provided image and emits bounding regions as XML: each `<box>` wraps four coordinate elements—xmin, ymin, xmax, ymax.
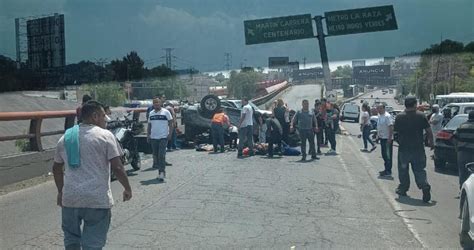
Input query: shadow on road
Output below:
<box><xmin>142</xmin><ymin>167</ymin><xmax>157</xmax><ymax>172</ymax></box>
<box><xmin>260</xmin><ymin>156</ymin><xmax>283</xmax><ymax>159</ymax></box>
<box><xmin>377</xmin><ymin>175</ymin><xmax>394</xmax><ymax>181</ymax></box>
<box><xmin>434</xmin><ymin>166</ymin><xmax>458</xmax><ymax>177</ymax></box>
<box><xmin>395</xmin><ymin>196</ymin><xmax>437</xmax><ymax>207</ymax></box>
<box><xmin>140</xmin><ymin>178</ymin><xmax>164</xmax><ymax>185</ymax></box>
<box><xmin>126</xmin><ymin>170</ymin><xmax>138</xmax><ymax>177</ymax></box>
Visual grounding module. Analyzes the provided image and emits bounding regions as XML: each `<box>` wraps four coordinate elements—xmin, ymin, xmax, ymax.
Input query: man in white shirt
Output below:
<box><xmin>429</xmin><ymin>104</ymin><xmax>443</xmax><ymax>142</ymax></box>
<box><xmin>238</xmin><ymin>97</ymin><xmax>254</xmax><ymax>158</ymax></box>
<box><xmin>52</xmin><ymin>101</ymin><xmax>132</xmax><ymax>249</ymax></box>
<box><xmin>377</xmin><ymin>104</ymin><xmax>394</xmax><ymax>177</ymax></box>
<box><xmin>147</xmin><ymin>97</ymin><xmax>173</xmax><ymax>181</ymax></box>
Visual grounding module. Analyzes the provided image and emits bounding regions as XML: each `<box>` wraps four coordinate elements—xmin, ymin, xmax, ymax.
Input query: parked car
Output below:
<box><xmin>443</xmin><ymin>103</ymin><xmax>474</xmax><ymax>118</ymax></box>
<box><xmin>460</xmin><ymin>162</ymin><xmax>474</xmax><ymax>249</ymax></box>
<box><xmin>340</xmin><ymin>102</ymin><xmax>360</xmax><ymax>122</ymax></box>
<box><xmin>433</xmin><ymin>114</ymin><xmax>469</xmax><ymax>169</ymax></box>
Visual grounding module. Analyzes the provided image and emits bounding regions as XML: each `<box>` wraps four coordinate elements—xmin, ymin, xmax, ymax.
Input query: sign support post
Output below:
<box><xmin>314</xmin><ymin>16</ymin><xmax>332</xmax><ymax>92</ymax></box>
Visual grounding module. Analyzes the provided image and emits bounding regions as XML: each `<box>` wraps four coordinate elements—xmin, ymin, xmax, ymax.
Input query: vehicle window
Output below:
<box><xmin>344</xmin><ymin>105</ymin><xmax>359</xmax><ymax>113</ymax></box>
<box><xmin>446</xmin><ymin>105</ymin><xmax>460</xmax><ymax>117</ymax></box>
<box><xmin>445</xmin><ymin>116</ymin><xmax>469</xmax><ymax>130</ymax></box>
<box><xmin>464</xmin><ymin>107</ymin><xmax>474</xmax><ymax>114</ymax></box>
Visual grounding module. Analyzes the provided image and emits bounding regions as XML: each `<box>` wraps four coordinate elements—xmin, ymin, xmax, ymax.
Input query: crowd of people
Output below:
<box><xmin>209</xmin><ymin>97</ymin><xmax>341</xmax><ymax>161</ymax></box>
<box><xmin>51</xmin><ymin>92</ymin><xmax>474</xmax><ymax>249</ymax></box>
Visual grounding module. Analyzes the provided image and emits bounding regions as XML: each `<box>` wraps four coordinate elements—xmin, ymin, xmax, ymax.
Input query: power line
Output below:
<box><xmin>163</xmin><ymin>48</ymin><xmax>174</xmax><ymax>69</ymax></box>
<box><xmin>224</xmin><ymin>53</ymin><xmax>232</xmax><ymax>70</ymax></box>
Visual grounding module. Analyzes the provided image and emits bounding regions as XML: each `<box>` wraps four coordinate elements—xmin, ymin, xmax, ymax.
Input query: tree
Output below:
<box><xmin>110</xmin><ymin>51</ymin><xmax>145</xmax><ymax>81</ymax></box>
<box><xmin>465</xmin><ymin>42</ymin><xmax>474</xmax><ymax>53</ymax></box>
<box><xmin>227</xmin><ymin>69</ymin><xmax>263</xmax><ymax>99</ymax></box>
<box><xmin>83</xmin><ymin>83</ymin><xmax>127</xmax><ymax>107</ymax></box>
<box><xmin>64</xmin><ymin>60</ymin><xmax>105</xmax><ymax>85</ymax></box>
<box><xmin>123</xmin><ymin>51</ymin><xmax>144</xmax><ymax>80</ymax></box>
<box><xmin>331</xmin><ymin>65</ymin><xmax>352</xmax><ymax>78</ymax></box>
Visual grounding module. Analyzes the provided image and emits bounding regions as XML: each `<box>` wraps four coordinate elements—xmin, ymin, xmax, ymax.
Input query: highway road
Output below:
<box><xmin>0</xmin><ymin>85</ymin><xmax>462</xmax><ymax>249</ymax></box>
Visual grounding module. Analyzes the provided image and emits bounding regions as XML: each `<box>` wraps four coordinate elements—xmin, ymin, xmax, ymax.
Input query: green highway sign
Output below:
<box><xmin>325</xmin><ymin>5</ymin><xmax>397</xmax><ymax>36</ymax></box>
<box><xmin>244</xmin><ymin>14</ymin><xmax>314</xmax><ymax>45</ymax></box>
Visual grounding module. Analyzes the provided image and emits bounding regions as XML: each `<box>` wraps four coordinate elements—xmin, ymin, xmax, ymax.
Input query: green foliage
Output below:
<box><xmin>331</xmin><ymin>65</ymin><xmax>352</xmax><ymax>78</ymax></box>
<box><xmin>130</xmin><ymin>78</ymin><xmax>189</xmax><ymax>100</ymax></box>
<box><xmin>227</xmin><ymin>69</ymin><xmax>264</xmax><ymax>99</ymax></box>
<box><xmin>400</xmin><ymin>39</ymin><xmax>474</xmax><ymax>102</ymax></box>
<box><xmin>83</xmin><ymin>83</ymin><xmax>127</xmax><ymax>107</ymax></box>
<box><xmin>15</xmin><ymin>138</ymin><xmax>30</xmax><ymax>152</ymax></box>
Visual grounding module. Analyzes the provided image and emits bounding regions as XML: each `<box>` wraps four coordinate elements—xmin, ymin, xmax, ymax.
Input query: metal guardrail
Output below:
<box><xmin>0</xmin><ymin>108</ymin><xmax>147</xmax><ymax>152</ymax></box>
<box><xmin>252</xmin><ymin>82</ymin><xmax>290</xmax><ymax>106</ymax></box>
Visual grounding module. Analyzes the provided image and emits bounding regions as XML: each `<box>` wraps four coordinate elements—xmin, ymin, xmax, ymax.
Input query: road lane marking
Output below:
<box><xmin>343</xmin><ymin>135</ymin><xmax>427</xmax><ymax>248</ymax></box>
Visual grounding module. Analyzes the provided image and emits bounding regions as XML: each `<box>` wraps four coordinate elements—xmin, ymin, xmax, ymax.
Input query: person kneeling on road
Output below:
<box><xmin>265</xmin><ymin>114</ymin><xmax>283</xmax><ymax>157</ymax></box>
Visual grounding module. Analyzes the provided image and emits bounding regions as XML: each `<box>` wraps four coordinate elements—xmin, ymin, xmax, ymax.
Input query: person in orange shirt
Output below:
<box><xmin>211</xmin><ymin>108</ymin><xmax>231</xmax><ymax>153</ymax></box>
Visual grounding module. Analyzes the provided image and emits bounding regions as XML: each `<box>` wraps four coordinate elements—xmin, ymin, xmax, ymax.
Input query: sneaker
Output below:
<box><xmin>326</xmin><ymin>149</ymin><xmax>336</xmax><ymax>155</ymax></box>
<box><xmin>422</xmin><ymin>186</ymin><xmax>431</xmax><ymax>203</ymax></box>
<box><xmin>360</xmin><ymin>148</ymin><xmax>369</xmax><ymax>152</ymax></box>
<box><xmin>317</xmin><ymin>150</ymin><xmax>322</xmax><ymax>155</ymax></box>
<box><xmin>395</xmin><ymin>188</ymin><xmax>407</xmax><ymax>196</ymax></box>
<box><xmin>165</xmin><ymin>162</ymin><xmax>172</xmax><ymax>166</ymax></box>
<box><xmin>311</xmin><ymin>155</ymin><xmax>320</xmax><ymax>160</ymax></box>
<box><xmin>379</xmin><ymin>170</ymin><xmax>392</xmax><ymax>177</ymax></box>
<box><xmin>157</xmin><ymin>172</ymin><xmax>165</xmax><ymax>181</ymax></box>
<box><xmin>301</xmin><ymin>156</ymin><xmax>307</xmax><ymax>161</ymax></box>
<box><xmin>370</xmin><ymin>146</ymin><xmax>377</xmax><ymax>152</ymax></box>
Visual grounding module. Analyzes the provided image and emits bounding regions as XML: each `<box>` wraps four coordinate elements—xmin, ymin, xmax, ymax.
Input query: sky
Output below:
<box><xmin>0</xmin><ymin>0</ymin><xmax>473</xmax><ymax>72</ymax></box>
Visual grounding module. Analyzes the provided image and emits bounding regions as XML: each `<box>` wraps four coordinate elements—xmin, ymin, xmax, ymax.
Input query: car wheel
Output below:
<box><xmin>200</xmin><ymin>95</ymin><xmax>221</xmax><ymax>117</ymax></box>
<box><xmin>434</xmin><ymin>158</ymin><xmax>446</xmax><ymax>170</ymax></box>
<box><xmin>461</xmin><ymin>199</ymin><xmax>474</xmax><ymax>248</ymax></box>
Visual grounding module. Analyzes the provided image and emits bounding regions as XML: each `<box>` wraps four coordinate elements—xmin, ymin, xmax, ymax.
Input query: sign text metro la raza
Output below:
<box><xmin>244</xmin><ymin>14</ymin><xmax>314</xmax><ymax>45</ymax></box>
<box><xmin>325</xmin><ymin>5</ymin><xmax>398</xmax><ymax>36</ymax></box>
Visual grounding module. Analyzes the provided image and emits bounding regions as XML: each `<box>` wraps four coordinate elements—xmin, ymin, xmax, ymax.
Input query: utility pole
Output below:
<box><xmin>163</xmin><ymin>48</ymin><xmax>174</xmax><ymax>69</ymax></box>
<box><xmin>224</xmin><ymin>53</ymin><xmax>232</xmax><ymax>71</ymax></box>
<box><xmin>314</xmin><ymin>16</ymin><xmax>332</xmax><ymax>92</ymax></box>
<box><xmin>303</xmin><ymin>57</ymin><xmax>307</xmax><ymax>69</ymax></box>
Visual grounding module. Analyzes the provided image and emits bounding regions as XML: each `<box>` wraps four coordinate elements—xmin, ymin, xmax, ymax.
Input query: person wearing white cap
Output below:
<box><xmin>429</xmin><ymin>104</ymin><xmax>443</xmax><ymax>142</ymax></box>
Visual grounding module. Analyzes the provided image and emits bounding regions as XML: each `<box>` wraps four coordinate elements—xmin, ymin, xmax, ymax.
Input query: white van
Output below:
<box><xmin>341</xmin><ymin>103</ymin><xmax>361</xmax><ymax>122</ymax></box>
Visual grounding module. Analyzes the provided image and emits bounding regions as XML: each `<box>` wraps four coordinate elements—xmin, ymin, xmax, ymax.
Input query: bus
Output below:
<box><xmin>434</xmin><ymin>93</ymin><xmax>474</xmax><ymax>108</ymax></box>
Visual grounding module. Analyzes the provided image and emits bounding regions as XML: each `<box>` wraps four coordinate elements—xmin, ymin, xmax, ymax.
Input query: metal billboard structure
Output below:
<box><xmin>268</xmin><ymin>57</ymin><xmax>289</xmax><ymax>69</ymax></box>
<box><xmin>15</xmin><ymin>13</ymin><xmax>66</xmax><ymax>86</ymax></box>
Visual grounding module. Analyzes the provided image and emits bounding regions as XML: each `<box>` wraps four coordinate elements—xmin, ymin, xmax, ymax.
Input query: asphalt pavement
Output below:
<box><xmin>0</xmin><ymin>85</ymin><xmax>462</xmax><ymax>249</ymax></box>
<box><xmin>339</xmin><ymin>88</ymin><xmax>461</xmax><ymax>249</ymax></box>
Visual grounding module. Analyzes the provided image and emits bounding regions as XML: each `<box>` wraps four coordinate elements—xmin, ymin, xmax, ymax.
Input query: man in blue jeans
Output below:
<box><xmin>394</xmin><ymin>96</ymin><xmax>433</xmax><ymax>203</ymax></box>
<box><xmin>238</xmin><ymin>98</ymin><xmax>254</xmax><ymax>158</ymax></box>
<box><xmin>377</xmin><ymin>104</ymin><xmax>394</xmax><ymax>177</ymax></box>
<box><xmin>53</xmin><ymin>101</ymin><xmax>132</xmax><ymax>249</ymax></box>
<box><xmin>148</xmin><ymin>97</ymin><xmax>173</xmax><ymax>181</ymax></box>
